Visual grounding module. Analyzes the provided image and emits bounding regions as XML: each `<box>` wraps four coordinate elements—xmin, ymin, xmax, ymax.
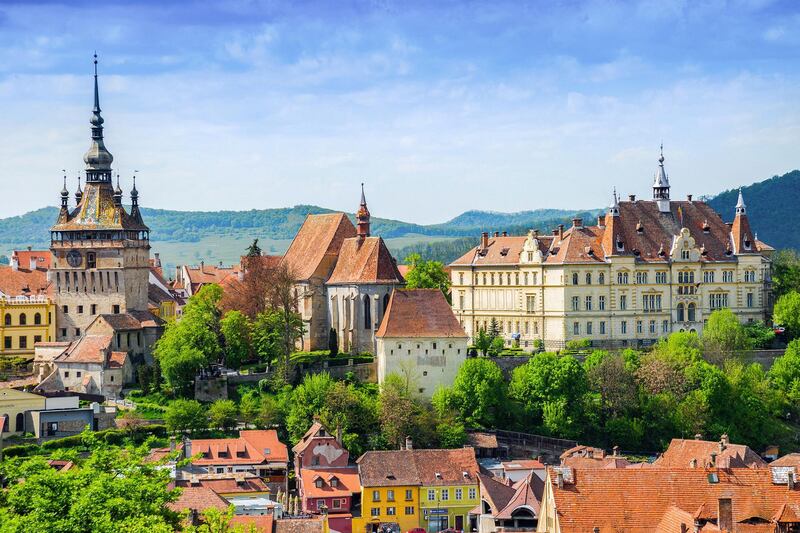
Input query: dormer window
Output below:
<box><xmin>636</xmin><ymin>221</ymin><xmax>643</xmax><ymax>234</ymax></box>
<box><xmin>315</xmin><ymin>479</ymin><xmax>324</xmax><ymax>488</ymax></box>
<box><xmin>616</xmin><ymin>237</ymin><xmax>624</xmax><ymax>252</ymax></box>
<box><xmin>744</xmin><ymin>238</ymin><xmax>751</xmax><ymax>250</ymax></box>
<box><xmin>331</xmin><ymin>477</ymin><xmax>339</xmax><ymax>488</ymax></box>
<box><xmin>702</xmin><ymin>220</ymin><xmax>710</xmax><ymax>234</ymax></box>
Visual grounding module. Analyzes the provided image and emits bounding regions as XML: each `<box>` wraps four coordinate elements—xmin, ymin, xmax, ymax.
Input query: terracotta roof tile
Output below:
<box><xmin>12</xmin><ymin>249</ymin><xmax>51</xmax><ymax>270</ymax></box>
<box><xmin>0</xmin><ymin>265</ymin><xmax>51</xmax><ymax>298</ymax></box>
<box><xmin>176</xmin><ymin>476</ymin><xmax>269</xmax><ymax>494</ymax></box>
<box><xmin>771</xmin><ymin>454</ymin><xmax>800</xmax><ymax>468</ymax></box>
<box><xmin>56</xmin><ymin>334</ymin><xmax>111</xmax><ymax>364</ymax></box>
<box><xmin>301</xmin><ymin>466</ymin><xmax>360</xmax><ymax>498</ymax></box>
<box><xmin>275</xmin><ymin>517</ymin><xmax>325</xmax><ymax>533</ymax></box>
<box><xmin>230</xmin><ymin>514</ymin><xmax>274</xmax><ymax>533</ymax></box>
<box><xmin>654</xmin><ymin>438</ymin><xmax>766</xmax><ymax>469</ymax></box>
<box><xmin>292</xmin><ymin>421</ymin><xmax>325</xmax><ymax>453</ymax></box>
<box><xmin>168</xmin><ymin>485</ymin><xmax>229</xmax><ymax>513</ymax></box>
<box><xmin>282</xmin><ymin>213</ymin><xmax>356</xmax><ymax>281</ymax></box>
<box><xmin>548</xmin><ymin>467</ymin><xmax>799</xmax><ymax>533</ymax></box>
<box><xmin>478</xmin><ymin>473</ymin><xmax>517</xmax><ymax>515</ymax></box>
<box><xmin>185</xmin><ymin>263</ymin><xmax>240</xmax><ymax>293</ymax></box>
<box><xmin>358</xmin><ymin>448</ymin><xmax>479</xmax><ymax>487</ymax></box>
<box><xmin>376</xmin><ymin>289</ymin><xmax>466</xmax><ymax>339</ymax></box>
<box><xmin>467</xmin><ymin>432</ymin><xmax>498</xmax><ymax>449</ymax></box>
<box><xmin>327</xmin><ymin>236</ymin><xmax>404</xmax><ymax>285</ymax></box>
<box><xmin>190</xmin><ymin>430</ymin><xmax>288</xmax><ymax>466</ymax></box>
<box><xmin>495</xmin><ymin>472</ymin><xmax>543</xmax><ymax>519</ymax></box>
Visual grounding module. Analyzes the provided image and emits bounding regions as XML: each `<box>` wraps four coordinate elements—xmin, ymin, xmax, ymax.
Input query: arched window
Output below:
<box><xmin>688</xmin><ymin>303</ymin><xmax>696</xmax><ymax>322</ymax></box>
<box><xmin>34</xmin><ymin>313</ymin><xmax>41</xmax><ymax>325</ymax></box>
<box><xmin>598</xmin><ymin>272</ymin><xmax>605</xmax><ymax>285</ymax></box>
<box><xmin>585</xmin><ymin>273</ymin><xmax>592</xmax><ymax>285</ymax></box>
<box><xmin>677</xmin><ymin>303</ymin><xmax>685</xmax><ymax>322</ymax></box>
<box><xmin>15</xmin><ymin>412</ymin><xmax>24</xmax><ymax>432</ymax></box>
<box><xmin>363</xmin><ymin>295</ymin><xmax>371</xmax><ymax>330</ymax></box>
<box><xmin>19</xmin><ymin>313</ymin><xmax>26</xmax><ymax>326</ymax></box>
<box><xmin>4</xmin><ymin>314</ymin><xmax>10</xmax><ymax>326</ymax></box>
<box><xmin>572</xmin><ymin>273</ymin><xmax>579</xmax><ymax>285</ymax></box>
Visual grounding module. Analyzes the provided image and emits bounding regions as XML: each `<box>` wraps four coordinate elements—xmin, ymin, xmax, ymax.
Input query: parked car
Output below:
<box><xmin>774</xmin><ymin>325</ymin><xmax>786</xmax><ymax>335</ymax></box>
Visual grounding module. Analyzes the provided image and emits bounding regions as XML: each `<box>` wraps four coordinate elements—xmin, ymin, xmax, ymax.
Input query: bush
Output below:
<box><xmin>2</xmin><ymin>443</ymin><xmax>40</xmax><ymax>457</ymax></box>
<box><xmin>41</xmin><ymin>434</ymin><xmax>84</xmax><ymax>450</ymax></box>
<box><xmin>565</xmin><ymin>339</ymin><xmax>592</xmax><ymax>352</ymax></box>
<box><xmin>100</xmin><ymin>429</ymin><xmax>126</xmax><ymax>445</ymax></box>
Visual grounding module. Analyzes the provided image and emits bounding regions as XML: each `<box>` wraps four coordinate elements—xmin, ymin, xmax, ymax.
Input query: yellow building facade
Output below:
<box><xmin>0</xmin><ymin>388</ymin><xmax>46</xmax><ymax>434</ymax></box>
<box><xmin>353</xmin><ymin>484</ymin><xmax>420</xmax><ymax>533</ymax></box>
<box><xmin>419</xmin><ymin>483</ymin><xmax>480</xmax><ymax>532</ymax></box>
<box><xmin>0</xmin><ymin>297</ymin><xmax>56</xmax><ymax>357</ymax></box>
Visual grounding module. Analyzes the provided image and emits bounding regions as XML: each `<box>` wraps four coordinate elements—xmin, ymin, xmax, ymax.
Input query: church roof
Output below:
<box><xmin>326</xmin><ymin>236</ymin><xmax>404</xmax><ymax>285</ymax></box>
<box><xmin>282</xmin><ymin>213</ymin><xmax>356</xmax><ymax>281</ymax></box>
<box><xmin>52</xmin><ymin>182</ymin><xmax>149</xmax><ymax>232</ymax></box>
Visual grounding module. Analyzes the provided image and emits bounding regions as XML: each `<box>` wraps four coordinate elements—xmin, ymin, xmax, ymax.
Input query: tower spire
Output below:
<box><xmin>653</xmin><ymin>143</ymin><xmax>671</xmax><ymax>212</ymax></box>
<box><xmin>60</xmin><ymin>171</ymin><xmax>69</xmax><ymax>209</ymax></box>
<box><xmin>83</xmin><ymin>53</ymin><xmax>113</xmax><ymax>183</ymax></box>
<box><xmin>75</xmin><ymin>174</ymin><xmax>83</xmax><ymax>204</ymax></box>
<box><xmin>356</xmin><ymin>182</ymin><xmax>371</xmax><ymax>241</ymax></box>
<box><xmin>608</xmin><ymin>187</ymin><xmax>620</xmax><ymax>217</ymax></box>
<box><xmin>735</xmin><ymin>188</ymin><xmax>746</xmax><ymax>216</ymax></box>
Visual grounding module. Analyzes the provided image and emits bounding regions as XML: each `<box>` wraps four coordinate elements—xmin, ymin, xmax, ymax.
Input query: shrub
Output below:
<box><xmin>41</xmin><ymin>434</ymin><xmax>83</xmax><ymax>450</ymax></box>
<box><xmin>565</xmin><ymin>338</ymin><xmax>592</xmax><ymax>352</ymax></box>
<box><xmin>2</xmin><ymin>443</ymin><xmax>40</xmax><ymax>457</ymax></box>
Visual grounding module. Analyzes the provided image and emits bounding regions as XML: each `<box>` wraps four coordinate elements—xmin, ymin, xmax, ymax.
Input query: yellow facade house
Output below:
<box><xmin>0</xmin><ymin>388</ymin><xmax>46</xmax><ymax>434</ymax></box>
<box><xmin>355</xmin><ymin>443</ymin><xmax>480</xmax><ymax>533</ymax></box>
<box><xmin>0</xmin><ymin>251</ymin><xmax>55</xmax><ymax>358</ymax></box>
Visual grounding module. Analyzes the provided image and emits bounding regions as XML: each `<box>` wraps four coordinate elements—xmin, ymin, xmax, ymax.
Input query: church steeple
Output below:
<box><xmin>60</xmin><ymin>173</ymin><xmax>69</xmax><ymax>209</ymax></box>
<box><xmin>735</xmin><ymin>188</ymin><xmax>746</xmax><ymax>216</ymax></box>
<box><xmin>83</xmin><ymin>54</ymin><xmax>113</xmax><ymax>183</ymax></box>
<box><xmin>356</xmin><ymin>183</ymin><xmax>371</xmax><ymax>241</ymax></box>
<box><xmin>608</xmin><ymin>187</ymin><xmax>620</xmax><ymax>217</ymax></box>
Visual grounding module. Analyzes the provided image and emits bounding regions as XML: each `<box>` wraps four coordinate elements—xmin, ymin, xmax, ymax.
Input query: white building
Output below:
<box><xmin>376</xmin><ymin>288</ymin><xmax>468</xmax><ymax>397</ymax></box>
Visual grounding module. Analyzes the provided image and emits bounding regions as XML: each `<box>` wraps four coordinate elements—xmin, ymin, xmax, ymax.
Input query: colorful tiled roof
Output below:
<box><xmin>771</xmin><ymin>454</ymin><xmax>800</xmax><ymax>468</ymax></box>
<box><xmin>376</xmin><ymin>289</ymin><xmax>466</xmax><ymax>339</ymax></box>
<box><xmin>282</xmin><ymin>213</ymin><xmax>356</xmax><ymax>281</ymax></box>
<box><xmin>167</xmin><ymin>485</ymin><xmax>229</xmax><ymax>513</ymax></box>
<box><xmin>275</xmin><ymin>516</ymin><xmax>326</xmax><ymax>533</ymax></box>
<box><xmin>52</xmin><ymin>182</ymin><xmax>149</xmax><ymax>232</ymax></box>
<box><xmin>326</xmin><ymin>236</ymin><xmax>404</xmax><ymax>285</ymax></box>
<box><xmin>358</xmin><ymin>448</ymin><xmax>479</xmax><ymax>487</ymax></box>
<box><xmin>467</xmin><ymin>431</ymin><xmax>499</xmax><ymax>449</ymax></box>
<box><xmin>230</xmin><ymin>515</ymin><xmax>274</xmax><ymax>533</ymax></box>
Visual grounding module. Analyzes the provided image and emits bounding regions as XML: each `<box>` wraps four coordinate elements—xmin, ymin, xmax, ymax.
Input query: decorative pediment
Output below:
<box><xmin>521</xmin><ymin>230</ymin><xmax>543</xmax><ymax>264</ymax></box>
<box><xmin>670</xmin><ymin>228</ymin><xmax>700</xmax><ymax>261</ymax></box>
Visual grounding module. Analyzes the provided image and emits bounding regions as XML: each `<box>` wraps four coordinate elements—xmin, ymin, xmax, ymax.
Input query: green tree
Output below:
<box><xmin>771</xmin><ymin>249</ymin><xmax>800</xmax><ymax>298</ymax></box>
<box><xmin>250</xmin><ymin>310</ymin><xmax>283</xmax><ymax>364</ymax></box>
<box><xmin>703</xmin><ymin>308</ymin><xmax>752</xmax><ymax>360</ymax></box>
<box><xmin>488</xmin><ymin>318</ymin><xmax>501</xmax><ymax>338</ymax></box>
<box><xmin>403</xmin><ymin>253</ymin><xmax>452</xmax><ymax>297</ymax></box>
<box><xmin>0</xmin><ymin>431</ymin><xmax>181</xmax><ymax>532</ymax></box>
<box><xmin>154</xmin><ymin>284</ymin><xmax>224</xmax><ymax>394</ymax></box>
<box><xmin>489</xmin><ymin>336</ymin><xmax>505</xmax><ymax>356</ymax></box>
<box><xmin>446</xmin><ymin>358</ymin><xmax>508</xmax><ymax>427</ymax></box>
<box><xmin>239</xmin><ymin>390</ymin><xmax>262</xmax><ymax>428</ymax></box>
<box><xmin>378</xmin><ymin>373</ymin><xmax>418</xmax><ymax>448</ymax></box>
<box><xmin>474</xmin><ymin>328</ymin><xmax>492</xmax><ymax>356</ymax></box>
<box><xmin>208</xmin><ymin>399</ymin><xmax>239</xmax><ymax>431</ymax></box>
<box><xmin>774</xmin><ymin>291</ymin><xmax>800</xmax><ymax>339</ymax></box>
<box><xmin>164</xmin><ymin>398</ymin><xmax>207</xmax><ymax>433</ymax></box>
<box><xmin>769</xmin><ymin>339</ymin><xmax>800</xmax><ymax>403</ymax></box>
<box><xmin>246</xmin><ymin>238</ymin><xmax>262</xmax><ymax>257</ymax></box>
<box><xmin>220</xmin><ymin>310</ymin><xmax>251</xmax><ymax>369</ymax></box>
<box><xmin>285</xmin><ymin>373</ymin><xmax>335</xmax><ymax>442</ymax></box>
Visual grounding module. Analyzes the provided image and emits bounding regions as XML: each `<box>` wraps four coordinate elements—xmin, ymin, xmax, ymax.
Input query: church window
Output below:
<box><xmin>19</xmin><ymin>313</ymin><xmax>26</xmax><ymax>325</ymax></box>
<box><xmin>363</xmin><ymin>295</ymin><xmax>371</xmax><ymax>329</ymax></box>
<box><xmin>114</xmin><ymin>272</ymin><xmax>119</xmax><ymax>289</ymax></box>
<box><xmin>87</xmin><ymin>252</ymin><xmax>96</xmax><ymax>269</ymax></box>
<box><xmin>34</xmin><ymin>313</ymin><xmax>41</xmax><ymax>325</ymax></box>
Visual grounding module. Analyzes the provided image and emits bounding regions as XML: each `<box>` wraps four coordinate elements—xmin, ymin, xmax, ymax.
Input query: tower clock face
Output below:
<box><xmin>66</xmin><ymin>250</ymin><xmax>82</xmax><ymax>268</ymax></box>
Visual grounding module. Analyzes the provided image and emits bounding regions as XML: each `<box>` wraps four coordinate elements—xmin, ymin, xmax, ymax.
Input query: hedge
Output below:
<box><xmin>41</xmin><ymin>434</ymin><xmax>83</xmax><ymax>450</ymax></box>
<box><xmin>2</xmin><ymin>443</ymin><xmax>41</xmax><ymax>457</ymax></box>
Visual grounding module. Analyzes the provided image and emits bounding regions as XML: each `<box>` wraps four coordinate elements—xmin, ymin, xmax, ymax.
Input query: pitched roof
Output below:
<box><xmin>189</xmin><ymin>430</ymin><xmax>288</xmax><ymax>466</ymax></box>
<box><xmin>376</xmin><ymin>289</ymin><xmax>466</xmax><ymax>338</ymax></box>
<box><xmin>478</xmin><ymin>473</ymin><xmax>517</xmax><ymax>515</ymax></box>
<box><xmin>771</xmin><ymin>454</ymin><xmax>800</xmax><ymax>468</ymax></box>
<box><xmin>176</xmin><ymin>476</ymin><xmax>269</xmax><ymax>494</ymax></box>
<box><xmin>502</xmin><ymin>459</ymin><xmax>545</xmax><ymax>471</ymax></box>
<box><xmin>230</xmin><ymin>515</ymin><xmax>274</xmax><ymax>533</ymax></box>
<box><xmin>55</xmin><ymin>334</ymin><xmax>112</xmax><ymax>364</ymax></box>
<box><xmin>301</xmin><ymin>466</ymin><xmax>360</xmax><ymax>498</ymax></box>
<box><xmin>547</xmin><ymin>467</ymin><xmax>799</xmax><ymax>533</ymax></box>
<box><xmin>326</xmin><ymin>236</ymin><xmax>404</xmax><ymax>285</ymax></box>
<box><xmin>167</xmin><ymin>485</ymin><xmax>229</xmax><ymax>513</ymax></box>
<box><xmin>282</xmin><ymin>213</ymin><xmax>356</xmax><ymax>281</ymax></box>
<box><xmin>358</xmin><ymin>448</ymin><xmax>479</xmax><ymax>487</ymax></box>
<box><xmin>495</xmin><ymin>472</ymin><xmax>543</xmax><ymax>519</ymax></box>
<box><xmin>52</xmin><ymin>182</ymin><xmax>149</xmax><ymax>232</ymax></box>
<box><xmin>94</xmin><ymin>311</ymin><xmax>165</xmax><ymax>331</ymax></box>
<box><xmin>292</xmin><ymin>421</ymin><xmax>326</xmax><ymax>453</ymax></box>
<box><xmin>654</xmin><ymin>438</ymin><xmax>767</xmax><ymax>469</ymax></box>
<box><xmin>0</xmin><ymin>265</ymin><xmax>51</xmax><ymax>298</ymax></box>
<box><xmin>184</xmin><ymin>263</ymin><xmax>240</xmax><ymax>293</ymax></box>
<box><xmin>12</xmin><ymin>249</ymin><xmax>51</xmax><ymax>270</ymax></box>
<box><xmin>467</xmin><ymin>432</ymin><xmax>499</xmax><ymax>449</ymax></box>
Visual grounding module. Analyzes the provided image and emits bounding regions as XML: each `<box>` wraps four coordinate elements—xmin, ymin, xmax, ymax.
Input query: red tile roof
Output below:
<box><xmin>0</xmin><ymin>265</ymin><xmax>51</xmax><ymax>298</ymax></box>
<box><xmin>771</xmin><ymin>454</ymin><xmax>800</xmax><ymax>468</ymax></box>
<box><xmin>13</xmin><ymin>249</ymin><xmax>51</xmax><ymax>270</ymax></box>
<box><xmin>326</xmin><ymin>236</ymin><xmax>404</xmax><ymax>285</ymax></box>
<box><xmin>376</xmin><ymin>289</ymin><xmax>466</xmax><ymax>339</ymax></box>
<box><xmin>358</xmin><ymin>448</ymin><xmax>479</xmax><ymax>487</ymax></box>
<box><xmin>175</xmin><ymin>475</ymin><xmax>269</xmax><ymax>494</ymax></box>
<box><xmin>654</xmin><ymin>438</ymin><xmax>767</xmax><ymax>469</ymax></box>
<box><xmin>467</xmin><ymin>432</ymin><xmax>499</xmax><ymax>449</ymax></box>
<box><xmin>168</xmin><ymin>485</ymin><xmax>229</xmax><ymax>513</ymax></box>
<box><xmin>275</xmin><ymin>517</ymin><xmax>326</xmax><ymax>533</ymax></box>
<box><xmin>547</xmin><ymin>467</ymin><xmax>799</xmax><ymax>533</ymax></box>
<box><xmin>56</xmin><ymin>334</ymin><xmax>112</xmax><ymax>364</ymax></box>
<box><xmin>282</xmin><ymin>213</ymin><xmax>356</xmax><ymax>281</ymax></box>
<box><xmin>502</xmin><ymin>459</ymin><xmax>545</xmax><ymax>471</ymax></box>
<box><xmin>230</xmin><ymin>514</ymin><xmax>274</xmax><ymax>533</ymax></box>
<box><xmin>495</xmin><ymin>472</ymin><xmax>543</xmax><ymax>520</ymax></box>
<box><xmin>190</xmin><ymin>430</ymin><xmax>288</xmax><ymax>466</ymax></box>
<box><xmin>478</xmin><ymin>473</ymin><xmax>517</xmax><ymax>515</ymax></box>
<box><xmin>301</xmin><ymin>466</ymin><xmax>360</xmax><ymax>498</ymax></box>
<box><xmin>184</xmin><ymin>263</ymin><xmax>240</xmax><ymax>293</ymax></box>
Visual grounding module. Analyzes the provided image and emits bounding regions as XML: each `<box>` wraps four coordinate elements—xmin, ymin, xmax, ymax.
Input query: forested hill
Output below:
<box><xmin>707</xmin><ymin>169</ymin><xmax>800</xmax><ymax>250</ymax></box>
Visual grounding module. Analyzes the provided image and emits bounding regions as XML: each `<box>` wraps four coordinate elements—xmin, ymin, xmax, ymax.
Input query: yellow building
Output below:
<box><xmin>355</xmin><ymin>446</ymin><xmax>480</xmax><ymax>533</ymax></box>
<box><xmin>0</xmin><ymin>388</ymin><xmax>46</xmax><ymax>434</ymax></box>
<box><xmin>0</xmin><ymin>260</ymin><xmax>55</xmax><ymax>358</ymax></box>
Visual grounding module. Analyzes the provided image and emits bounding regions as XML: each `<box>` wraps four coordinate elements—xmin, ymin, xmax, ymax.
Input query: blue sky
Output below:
<box><xmin>0</xmin><ymin>0</ymin><xmax>798</xmax><ymax>223</ymax></box>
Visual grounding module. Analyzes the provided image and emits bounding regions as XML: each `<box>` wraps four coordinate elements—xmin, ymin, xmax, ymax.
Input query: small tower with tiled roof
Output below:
<box><xmin>653</xmin><ymin>144</ymin><xmax>671</xmax><ymax>212</ymax></box>
<box><xmin>49</xmin><ymin>55</ymin><xmax>152</xmax><ymax>342</ymax></box>
<box><xmin>731</xmin><ymin>188</ymin><xmax>754</xmax><ymax>253</ymax></box>
<box><xmin>356</xmin><ymin>183</ymin><xmax>370</xmax><ymax>241</ymax></box>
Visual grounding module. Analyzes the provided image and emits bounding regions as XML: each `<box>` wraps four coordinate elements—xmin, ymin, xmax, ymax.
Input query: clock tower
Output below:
<box><xmin>50</xmin><ymin>56</ymin><xmax>151</xmax><ymax>341</ymax></box>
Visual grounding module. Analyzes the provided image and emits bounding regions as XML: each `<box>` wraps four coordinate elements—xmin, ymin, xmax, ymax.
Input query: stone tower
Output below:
<box><xmin>50</xmin><ymin>56</ymin><xmax>151</xmax><ymax>341</ymax></box>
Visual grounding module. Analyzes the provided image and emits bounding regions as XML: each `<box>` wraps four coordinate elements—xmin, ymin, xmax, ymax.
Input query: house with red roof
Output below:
<box><xmin>375</xmin><ymin>288</ymin><xmax>467</xmax><ymax>397</ymax></box>
<box><xmin>184</xmin><ymin>430</ymin><xmax>289</xmax><ymax>494</ymax></box>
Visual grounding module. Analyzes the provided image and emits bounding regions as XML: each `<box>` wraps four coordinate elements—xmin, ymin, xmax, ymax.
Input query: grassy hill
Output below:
<box><xmin>3</xmin><ymin>169</ymin><xmax>795</xmax><ymax>273</ymax></box>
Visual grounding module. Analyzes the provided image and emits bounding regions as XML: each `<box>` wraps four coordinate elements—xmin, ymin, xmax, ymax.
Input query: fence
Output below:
<box><xmin>492</xmin><ymin>429</ymin><xmax>578</xmax><ymax>455</ymax></box>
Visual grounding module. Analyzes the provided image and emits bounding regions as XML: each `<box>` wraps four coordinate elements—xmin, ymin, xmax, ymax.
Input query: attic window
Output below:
<box><xmin>744</xmin><ymin>239</ymin><xmax>752</xmax><ymax>250</ymax></box>
<box><xmin>702</xmin><ymin>220</ymin><xmax>710</xmax><ymax>233</ymax></box>
<box><xmin>263</xmin><ymin>448</ymin><xmax>271</xmax><ymax>455</ymax></box>
<box><xmin>633</xmin><ymin>249</ymin><xmax>641</xmax><ymax>257</ymax></box>
<box><xmin>636</xmin><ymin>221</ymin><xmax>643</xmax><ymax>234</ymax></box>
<box><xmin>708</xmin><ymin>473</ymin><xmax>719</xmax><ymax>484</ymax></box>
<box><xmin>435</xmin><ymin>472</ymin><xmax>442</xmax><ymax>479</ymax></box>
<box><xmin>386</xmin><ymin>474</ymin><xmax>396</xmax><ymax>480</ymax></box>
<box><xmin>331</xmin><ymin>477</ymin><xmax>339</xmax><ymax>487</ymax></box>
<box><xmin>500</xmin><ymin>247</ymin><xmax>510</xmax><ymax>256</ymax></box>
<box><xmin>616</xmin><ymin>238</ymin><xmax>624</xmax><ymax>252</ymax></box>
<box><xmin>316</xmin><ymin>479</ymin><xmax>324</xmax><ymax>488</ymax></box>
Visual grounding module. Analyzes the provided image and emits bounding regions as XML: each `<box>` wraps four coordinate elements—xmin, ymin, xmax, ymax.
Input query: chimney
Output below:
<box><xmin>719</xmin><ymin>440</ymin><xmax>726</xmax><ymax>453</ymax></box>
<box><xmin>154</xmin><ymin>252</ymin><xmax>161</xmax><ymax>268</ymax></box>
<box><xmin>481</xmin><ymin>232</ymin><xmax>489</xmax><ymax>250</ymax></box>
<box><xmin>598</xmin><ymin>215</ymin><xmax>605</xmax><ymax>228</ymax></box>
<box><xmin>612</xmin><ymin>446</ymin><xmax>619</xmax><ymax>457</ymax></box>
<box><xmin>720</xmin><ymin>434</ymin><xmax>729</xmax><ymax>447</ymax></box>
<box><xmin>680</xmin><ymin>525</ymin><xmax>688</xmax><ymax>533</ymax></box>
<box><xmin>558</xmin><ymin>224</ymin><xmax>564</xmax><ymax>240</ymax></box>
<box><xmin>494</xmin><ymin>231</ymin><xmax>499</xmax><ymax>238</ymax></box>
<box><xmin>405</xmin><ymin>436</ymin><xmax>413</xmax><ymax>450</ymax></box>
<box><xmin>694</xmin><ymin>433</ymin><xmax>702</xmax><ymax>440</ymax></box>
<box><xmin>536</xmin><ymin>455</ymin><xmax>543</xmax><ymax>464</ymax></box>
<box><xmin>572</xmin><ymin>218</ymin><xmax>582</xmax><ymax>228</ymax></box>
<box><xmin>710</xmin><ymin>451</ymin><xmax>717</xmax><ymax>466</ymax></box>
<box><xmin>789</xmin><ymin>472</ymin><xmax>796</xmax><ymax>490</ymax></box>
<box><xmin>629</xmin><ymin>194</ymin><xmax>636</xmax><ymax>201</ymax></box>
<box><xmin>11</xmin><ymin>253</ymin><xmax>18</xmax><ymax>271</ymax></box>
<box><xmin>29</xmin><ymin>256</ymin><xmax>38</xmax><ymax>271</ymax></box>
<box><xmin>689</xmin><ymin>458</ymin><xmax>697</xmax><ymax>468</ymax></box>
<box><xmin>552</xmin><ymin>229</ymin><xmax>559</xmax><ymax>236</ymax></box>
<box><xmin>687</xmin><ymin>194</ymin><xmax>693</xmax><ymax>201</ymax></box>
<box><xmin>718</xmin><ymin>498</ymin><xmax>732</xmax><ymax>532</ymax></box>
<box><xmin>502</xmin><ymin>231</ymin><xmax>508</xmax><ymax>237</ymax></box>
<box><xmin>556</xmin><ymin>472</ymin><xmax>564</xmax><ymax>489</ymax></box>
<box><xmin>200</xmin><ymin>260</ymin><xmax>205</xmax><ymax>272</ymax></box>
